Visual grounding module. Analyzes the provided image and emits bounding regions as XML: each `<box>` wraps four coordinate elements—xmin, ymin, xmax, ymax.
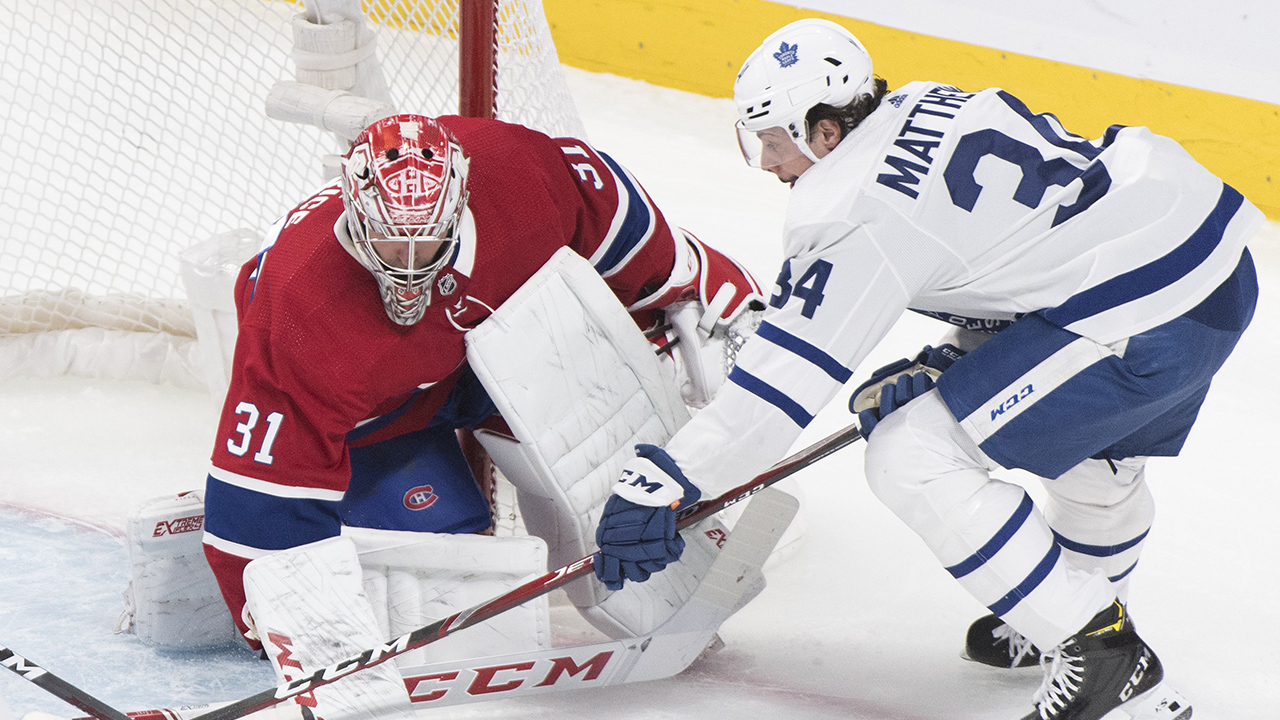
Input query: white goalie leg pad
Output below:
<box><xmin>342</xmin><ymin>526</ymin><xmax>551</xmax><ymax>667</ymax></box>
<box><xmin>116</xmin><ymin>491</ymin><xmax>239</xmax><ymax>649</ymax></box>
<box><xmin>468</xmin><ymin>247</ymin><xmax>747</xmax><ymax>638</ymax></box>
<box><xmin>243</xmin><ymin>537</ymin><xmax>415</xmax><ymax>720</ymax></box>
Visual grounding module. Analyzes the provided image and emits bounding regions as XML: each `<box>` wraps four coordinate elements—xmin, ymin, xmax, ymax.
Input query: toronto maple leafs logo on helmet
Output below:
<box><xmin>773</xmin><ymin>40</ymin><xmax>799</xmax><ymax>68</ymax></box>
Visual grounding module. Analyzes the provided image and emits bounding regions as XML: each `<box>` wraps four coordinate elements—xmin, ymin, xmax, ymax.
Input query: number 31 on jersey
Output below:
<box><xmin>226</xmin><ymin>401</ymin><xmax>284</xmax><ymax>465</ymax></box>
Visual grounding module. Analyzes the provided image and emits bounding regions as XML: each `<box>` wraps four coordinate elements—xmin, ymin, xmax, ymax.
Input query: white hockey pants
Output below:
<box><xmin>863</xmin><ymin>390</ymin><xmax>1153</xmax><ymax>650</ymax></box>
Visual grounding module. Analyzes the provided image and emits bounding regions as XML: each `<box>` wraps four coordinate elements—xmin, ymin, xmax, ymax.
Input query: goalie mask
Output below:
<box><xmin>340</xmin><ymin>114</ymin><xmax>469</xmax><ymax>326</ymax></box>
<box><xmin>733</xmin><ymin>18</ymin><xmax>875</xmax><ymax>168</ymax></box>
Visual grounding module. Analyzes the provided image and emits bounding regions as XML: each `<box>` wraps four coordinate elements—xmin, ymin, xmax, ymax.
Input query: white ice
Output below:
<box><xmin>2</xmin><ymin>66</ymin><xmax>1278</xmax><ymax>720</ymax></box>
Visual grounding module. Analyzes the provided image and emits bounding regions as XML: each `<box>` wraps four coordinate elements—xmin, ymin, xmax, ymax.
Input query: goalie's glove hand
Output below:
<box><xmin>667</xmin><ymin>298</ymin><xmax>765</xmax><ymax>408</ymax></box>
<box><xmin>850</xmin><ymin>344</ymin><xmax>965</xmax><ymax>437</ymax></box>
<box><xmin>594</xmin><ymin>444</ymin><xmax>702</xmax><ymax>591</ymax></box>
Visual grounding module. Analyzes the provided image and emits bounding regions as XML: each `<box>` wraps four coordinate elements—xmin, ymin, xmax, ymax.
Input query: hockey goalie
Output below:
<box><xmin>113</xmin><ymin>105</ymin><xmax>770</xmax><ymax>717</ymax></box>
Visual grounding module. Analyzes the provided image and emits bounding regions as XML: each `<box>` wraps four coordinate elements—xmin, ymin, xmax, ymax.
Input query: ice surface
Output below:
<box><xmin>0</xmin><ymin>508</ymin><xmax>274</xmax><ymax>715</ymax></box>
<box><xmin>2</xmin><ymin>67</ymin><xmax>1278</xmax><ymax>720</ymax></box>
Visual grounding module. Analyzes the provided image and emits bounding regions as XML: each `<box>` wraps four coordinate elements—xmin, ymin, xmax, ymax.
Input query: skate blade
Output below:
<box><xmin>1101</xmin><ymin>681</ymin><xmax>1192</xmax><ymax>720</ymax></box>
<box><xmin>957</xmin><ymin>649</ymin><xmax>1039</xmax><ymax>669</ymax></box>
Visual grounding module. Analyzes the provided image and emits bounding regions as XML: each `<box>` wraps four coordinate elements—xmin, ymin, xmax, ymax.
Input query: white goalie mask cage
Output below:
<box><xmin>733</xmin><ymin>18</ymin><xmax>876</xmax><ymax>167</ymax></box>
<box><xmin>340</xmin><ymin>114</ymin><xmax>470</xmax><ymax>326</ymax></box>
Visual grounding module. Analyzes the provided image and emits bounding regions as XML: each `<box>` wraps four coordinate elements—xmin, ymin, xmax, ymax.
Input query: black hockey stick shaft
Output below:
<box><xmin>1</xmin><ymin>644</ymin><xmax>132</xmax><ymax>720</ymax></box>
<box><xmin>190</xmin><ymin>422</ymin><xmax>864</xmax><ymax>720</ymax></box>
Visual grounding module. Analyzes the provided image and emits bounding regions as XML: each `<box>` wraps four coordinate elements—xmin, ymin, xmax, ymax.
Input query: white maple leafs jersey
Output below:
<box><xmin>667</xmin><ymin>81</ymin><xmax>1263</xmax><ymax>497</ymax></box>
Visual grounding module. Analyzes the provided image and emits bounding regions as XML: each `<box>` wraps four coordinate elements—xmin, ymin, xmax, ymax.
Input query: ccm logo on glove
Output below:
<box><xmin>614</xmin><ymin>456</ymin><xmax>693</xmax><ymax>509</ymax></box>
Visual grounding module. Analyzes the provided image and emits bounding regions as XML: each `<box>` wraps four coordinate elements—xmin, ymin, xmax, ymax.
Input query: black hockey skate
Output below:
<box><xmin>1021</xmin><ymin>601</ymin><xmax>1192</xmax><ymax>720</ymax></box>
<box><xmin>963</xmin><ymin>613</ymin><xmax>1040</xmax><ymax>668</ymax></box>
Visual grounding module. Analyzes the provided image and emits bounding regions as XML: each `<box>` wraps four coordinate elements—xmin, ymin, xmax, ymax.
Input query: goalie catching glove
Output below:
<box><xmin>631</xmin><ymin>232</ymin><xmax>764</xmax><ymax>408</ymax></box>
<box><xmin>850</xmin><ymin>344</ymin><xmax>964</xmax><ymax>436</ymax></box>
<box><xmin>595</xmin><ymin>444</ymin><xmax>702</xmax><ymax>591</ymax></box>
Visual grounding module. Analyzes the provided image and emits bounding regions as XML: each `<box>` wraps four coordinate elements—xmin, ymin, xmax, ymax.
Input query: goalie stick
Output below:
<box><xmin>69</xmin><ymin>486</ymin><xmax>800</xmax><ymax>720</ymax></box>
<box><xmin>1</xmin><ymin>644</ymin><xmax>131</xmax><ymax>720</ymax></box>
<box><xmin>184</xmin><ymin>421</ymin><xmax>863</xmax><ymax>720</ymax></box>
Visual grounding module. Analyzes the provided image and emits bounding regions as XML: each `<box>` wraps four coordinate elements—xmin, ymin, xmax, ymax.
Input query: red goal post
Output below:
<box><xmin>0</xmin><ymin>0</ymin><xmax>584</xmax><ymax>388</ymax></box>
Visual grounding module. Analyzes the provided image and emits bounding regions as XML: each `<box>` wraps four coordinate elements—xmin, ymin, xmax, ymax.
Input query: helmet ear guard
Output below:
<box><xmin>339</xmin><ymin>114</ymin><xmax>469</xmax><ymax>326</ymax></box>
<box><xmin>733</xmin><ymin>18</ymin><xmax>876</xmax><ymax>166</ymax></box>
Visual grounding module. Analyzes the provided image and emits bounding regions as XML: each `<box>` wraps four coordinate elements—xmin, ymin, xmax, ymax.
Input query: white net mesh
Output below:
<box><xmin>0</xmin><ymin>0</ymin><xmax>583</xmax><ymax>356</ymax></box>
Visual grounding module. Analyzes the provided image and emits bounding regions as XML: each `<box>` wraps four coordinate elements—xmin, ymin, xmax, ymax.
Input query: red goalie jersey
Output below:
<box><xmin>201</xmin><ymin>115</ymin><xmax>759</xmax><ymax>644</ymax></box>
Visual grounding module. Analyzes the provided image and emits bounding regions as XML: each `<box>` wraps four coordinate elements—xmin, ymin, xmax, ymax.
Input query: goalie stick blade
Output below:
<box><xmin>1</xmin><ymin>644</ymin><xmax>132</xmax><ymax>720</ymax></box>
<box><xmin>400</xmin><ymin>489</ymin><xmax>796</xmax><ymax>707</ymax></box>
<box><xmin>187</xmin><ymin>423</ymin><xmax>862</xmax><ymax>720</ymax></box>
<box><xmin>621</xmin><ymin>486</ymin><xmax>798</xmax><ymax>683</ymax></box>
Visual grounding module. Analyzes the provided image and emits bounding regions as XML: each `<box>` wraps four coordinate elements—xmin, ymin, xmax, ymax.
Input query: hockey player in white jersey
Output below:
<box><xmin>593</xmin><ymin>18</ymin><xmax>1261</xmax><ymax>720</ymax></box>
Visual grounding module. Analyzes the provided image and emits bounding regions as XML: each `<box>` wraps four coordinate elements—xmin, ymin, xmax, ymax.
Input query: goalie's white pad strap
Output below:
<box><xmin>342</xmin><ymin>526</ymin><xmax>551</xmax><ymax>667</ymax></box>
<box><xmin>303</xmin><ymin>0</ymin><xmax>392</xmax><ymax>105</ymax></box>
<box><xmin>290</xmin><ymin>16</ymin><xmax>378</xmax><ymax>70</ymax></box>
<box><xmin>468</xmin><ymin>247</ymin><xmax>730</xmax><ymax>637</ymax></box>
<box><xmin>243</xmin><ymin>537</ymin><xmax>416</xmax><ymax>720</ymax></box>
<box><xmin>293</xmin><ymin>43</ymin><xmax>379</xmax><ymax>73</ymax></box>
<box><xmin>117</xmin><ymin>491</ymin><xmax>239</xmax><ymax>650</ymax></box>
<box><xmin>700</xmin><ymin>282</ymin><xmax>737</xmax><ymax>334</ymax></box>
<box><xmin>265</xmin><ymin>82</ymin><xmax>395</xmax><ymax>143</ymax></box>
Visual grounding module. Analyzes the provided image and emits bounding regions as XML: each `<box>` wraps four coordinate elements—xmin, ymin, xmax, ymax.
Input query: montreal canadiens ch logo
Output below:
<box><xmin>403</xmin><ymin>485</ymin><xmax>438</xmax><ymax>511</ymax></box>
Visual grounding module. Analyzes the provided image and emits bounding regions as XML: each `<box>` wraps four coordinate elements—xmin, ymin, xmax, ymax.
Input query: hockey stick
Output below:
<box><xmin>1</xmin><ymin>644</ymin><xmax>132</xmax><ymax>720</ymax></box>
<box><xmin>189</xmin><ymin>422</ymin><xmax>864</xmax><ymax>720</ymax></box>
<box><xmin>72</xmin><ymin>487</ymin><xmax>800</xmax><ymax>720</ymax></box>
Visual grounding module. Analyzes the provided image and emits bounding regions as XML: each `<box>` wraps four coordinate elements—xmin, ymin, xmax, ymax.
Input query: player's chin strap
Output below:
<box><xmin>174</xmin><ymin>422</ymin><xmax>862</xmax><ymax>720</ymax></box>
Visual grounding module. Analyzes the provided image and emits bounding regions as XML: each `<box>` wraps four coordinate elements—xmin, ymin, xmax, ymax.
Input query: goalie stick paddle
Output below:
<box><xmin>1</xmin><ymin>644</ymin><xmax>132</xmax><ymax>720</ymax></box>
<box><xmin>189</xmin><ymin>422</ymin><xmax>864</xmax><ymax>720</ymax></box>
<box><xmin>70</xmin><ymin>488</ymin><xmax>799</xmax><ymax>720</ymax></box>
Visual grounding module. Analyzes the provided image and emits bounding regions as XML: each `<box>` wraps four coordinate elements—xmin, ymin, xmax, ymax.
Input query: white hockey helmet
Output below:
<box><xmin>340</xmin><ymin>114</ymin><xmax>469</xmax><ymax>326</ymax></box>
<box><xmin>733</xmin><ymin>18</ymin><xmax>875</xmax><ymax>167</ymax></box>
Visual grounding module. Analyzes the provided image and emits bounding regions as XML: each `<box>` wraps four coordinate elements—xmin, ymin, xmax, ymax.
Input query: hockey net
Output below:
<box><xmin>0</xmin><ymin>0</ymin><xmax>584</xmax><ymax>389</ymax></box>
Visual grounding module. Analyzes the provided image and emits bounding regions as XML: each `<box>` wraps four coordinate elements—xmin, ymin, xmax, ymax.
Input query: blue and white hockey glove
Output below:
<box><xmin>849</xmin><ymin>344</ymin><xmax>965</xmax><ymax>436</ymax></box>
<box><xmin>594</xmin><ymin>444</ymin><xmax>702</xmax><ymax>591</ymax></box>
